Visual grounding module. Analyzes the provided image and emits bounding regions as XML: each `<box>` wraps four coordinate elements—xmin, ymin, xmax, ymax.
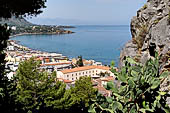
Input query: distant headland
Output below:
<box><xmin>0</xmin><ymin>16</ymin><xmax>75</xmax><ymax>37</ymax></box>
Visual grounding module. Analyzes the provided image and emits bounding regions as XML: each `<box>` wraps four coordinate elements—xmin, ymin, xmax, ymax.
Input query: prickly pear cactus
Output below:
<box><xmin>89</xmin><ymin>53</ymin><xmax>170</xmax><ymax>113</ymax></box>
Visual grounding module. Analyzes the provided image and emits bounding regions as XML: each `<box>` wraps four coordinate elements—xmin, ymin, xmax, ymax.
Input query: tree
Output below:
<box><xmin>0</xmin><ymin>0</ymin><xmax>47</xmax><ymax>18</ymax></box>
<box><xmin>0</xmin><ymin>0</ymin><xmax>46</xmax><ymax>112</ymax></box>
<box><xmin>89</xmin><ymin>53</ymin><xmax>170</xmax><ymax>113</ymax></box>
<box><xmin>41</xmin><ymin>72</ymin><xmax>75</xmax><ymax>113</ymax></box>
<box><xmin>71</xmin><ymin>77</ymin><xmax>97</xmax><ymax>113</ymax></box>
<box><xmin>0</xmin><ymin>24</ymin><xmax>10</xmax><ymax>97</ymax></box>
<box><xmin>14</xmin><ymin>58</ymin><xmax>75</xmax><ymax>113</ymax></box>
<box><xmin>14</xmin><ymin>58</ymin><xmax>44</xmax><ymax>113</ymax></box>
<box><xmin>0</xmin><ymin>24</ymin><xmax>16</xmax><ymax>113</ymax></box>
<box><xmin>76</xmin><ymin>56</ymin><xmax>84</xmax><ymax>67</ymax></box>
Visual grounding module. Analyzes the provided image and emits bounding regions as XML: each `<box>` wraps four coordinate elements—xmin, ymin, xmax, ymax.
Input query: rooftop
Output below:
<box><xmin>61</xmin><ymin>65</ymin><xmax>110</xmax><ymax>74</ymax></box>
<box><xmin>40</xmin><ymin>62</ymin><xmax>71</xmax><ymax>66</ymax></box>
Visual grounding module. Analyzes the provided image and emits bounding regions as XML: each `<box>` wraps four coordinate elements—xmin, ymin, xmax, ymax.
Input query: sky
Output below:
<box><xmin>27</xmin><ymin>0</ymin><xmax>147</xmax><ymax>25</ymax></box>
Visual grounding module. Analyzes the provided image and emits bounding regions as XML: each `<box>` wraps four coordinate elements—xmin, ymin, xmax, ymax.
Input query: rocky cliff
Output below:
<box><xmin>120</xmin><ymin>0</ymin><xmax>170</xmax><ymax>106</ymax></box>
<box><xmin>120</xmin><ymin>0</ymin><xmax>170</xmax><ymax>70</ymax></box>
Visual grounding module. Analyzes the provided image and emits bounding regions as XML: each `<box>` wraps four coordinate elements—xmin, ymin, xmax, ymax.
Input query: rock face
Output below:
<box><xmin>120</xmin><ymin>0</ymin><xmax>170</xmax><ymax>68</ymax></box>
<box><xmin>119</xmin><ymin>0</ymin><xmax>170</xmax><ymax>106</ymax></box>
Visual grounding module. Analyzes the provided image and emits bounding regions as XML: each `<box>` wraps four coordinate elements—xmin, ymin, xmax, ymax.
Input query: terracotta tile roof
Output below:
<box><xmin>63</xmin><ymin>79</ymin><xmax>73</xmax><ymax>83</ymax></box>
<box><xmin>57</xmin><ymin>78</ymin><xmax>73</xmax><ymax>83</ymax></box>
<box><xmin>101</xmin><ymin>76</ymin><xmax>115</xmax><ymax>82</ymax></box>
<box><xmin>40</xmin><ymin>62</ymin><xmax>71</xmax><ymax>66</ymax></box>
<box><xmin>35</xmin><ymin>57</ymin><xmax>43</xmax><ymax>61</ymax></box>
<box><xmin>61</xmin><ymin>65</ymin><xmax>110</xmax><ymax>74</ymax></box>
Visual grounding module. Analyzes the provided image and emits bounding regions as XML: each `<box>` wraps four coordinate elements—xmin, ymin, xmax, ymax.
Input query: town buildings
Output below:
<box><xmin>5</xmin><ymin>40</ymin><xmax>118</xmax><ymax>96</ymax></box>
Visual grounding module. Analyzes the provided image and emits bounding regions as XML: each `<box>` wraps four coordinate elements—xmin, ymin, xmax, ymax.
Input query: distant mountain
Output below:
<box><xmin>0</xmin><ymin>16</ymin><xmax>33</xmax><ymax>26</ymax></box>
<box><xmin>28</xmin><ymin>17</ymin><xmax>87</xmax><ymax>25</ymax></box>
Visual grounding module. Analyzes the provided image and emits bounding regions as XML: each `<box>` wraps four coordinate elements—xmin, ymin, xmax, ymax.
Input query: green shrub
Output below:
<box><xmin>143</xmin><ymin>4</ymin><xmax>147</xmax><ymax>9</ymax></box>
<box><xmin>154</xmin><ymin>19</ymin><xmax>160</xmax><ymax>24</ymax></box>
<box><xmin>89</xmin><ymin>53</ymin><xmax>170</xmax><ymax>113</ymax></box>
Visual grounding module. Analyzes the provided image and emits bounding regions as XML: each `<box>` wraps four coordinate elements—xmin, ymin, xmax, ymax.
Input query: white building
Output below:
<box><xmin>11</xmin><ymin>26</ymin><xmax>17</xmax><ymax>30</ymax></box>
<box><xmin>40</xmin><ymin>62</ymin><xmax>72</xmax><ymax>73</ymax></box>
<box><xmin>57</xmin><ymin>65</ymin><xmax>115</xmax><ymax>81</ymax></box>
<box><xmin>7</xmin><ymin>46</ymin><xmax>15</xmax><ymax>51</ymax></box>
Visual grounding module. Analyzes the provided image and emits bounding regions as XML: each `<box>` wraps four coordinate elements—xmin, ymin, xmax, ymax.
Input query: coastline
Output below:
<box><xmin>9</xmin><ymin>31</ymin><xmax>74</xmax><ymax>38</ymax></box>
<box><xmin>8</xmin><ymin>30</ymin><xmax>75</xmax><ymax>60</ymax></box>
<box><xmin>10</xmin><ymin>25</ymin><xmax>130</xmax><ymax>66</ymax></box>
<box><xmin>9</xmin><ymin>39</ymin><xmax>64</xmax><ymax>56</ymax></box>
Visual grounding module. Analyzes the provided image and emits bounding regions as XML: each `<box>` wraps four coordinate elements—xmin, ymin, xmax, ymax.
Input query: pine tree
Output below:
<box><xmin>0</xmin><ymin>0</ymin><xmax>47</xmax><ymax>112</ymax></box>
<box><xmin>14</xmin><ymin>58</ymin><xmax>75</xmax><ymax>113</ymax></box>
<box><xmin>76</xmin><ymin>56</ymin><xmax>84</xmax><ymax>67</ymax></box>
<box><xmin>41</xmin><ymin>71</ymin><xmax>74</xmax><ymax>112</ymax></box>
<box><xmin>71</xmin><ymin>77</ymin><xmax>97</xmax><ymax>113</ymax></box>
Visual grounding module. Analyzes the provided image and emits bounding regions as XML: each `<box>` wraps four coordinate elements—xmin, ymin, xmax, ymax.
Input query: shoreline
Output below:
<box><xmin>9</xmin><ymin>31</ymin><xmax>75</xmax><ymax>38</ymax></box>
<box><xmin>9</xmin><ymin>39</ymin><xmax>65</xmax><ymax>56</ymax></box>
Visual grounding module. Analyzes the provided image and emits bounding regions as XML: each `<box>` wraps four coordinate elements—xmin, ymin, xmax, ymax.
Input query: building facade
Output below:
<box><xmin>57</xmin><ymin>65</ymin><xmax>115</xmax><ymax>81</ymax></box>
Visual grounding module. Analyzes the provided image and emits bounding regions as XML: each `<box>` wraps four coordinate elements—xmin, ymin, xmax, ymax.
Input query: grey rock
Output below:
<box><xmin>119</xmin><ymin>41</ymin><xmax>138</xmax><ymax>68</ymax></box>
<box><xmin>140</xmin><ymin>51</ymin><xmax>150</xmax><ymax>64</ymax></box>
<box><xmin>119</xmin><ymin>0</ymin><xmax>170</xmax><ymax>106</ymax></box>
<box><xmin>120</xmin><ymin>0</ymin><xmax>170</xmax><ymax>68</ymax></box>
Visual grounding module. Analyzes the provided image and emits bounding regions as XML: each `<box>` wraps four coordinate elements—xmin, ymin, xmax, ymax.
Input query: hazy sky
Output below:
<box><xmin>28</xmin><ymin>0</ymin><xmax>147</xmax><ymax>25</ymax></box>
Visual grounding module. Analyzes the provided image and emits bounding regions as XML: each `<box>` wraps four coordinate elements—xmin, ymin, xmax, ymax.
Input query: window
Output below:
<box><xmin>72</xmin><ymin>78</ymin><xmax>74</xmax><ymax>80</ymax></box>
<box><xmin>79</xmin><ymin>73</ymin><xmax>81</xmax><ymax>75</ymax></box>
<box><xmin>72</xmin><ymin>74</ymin><xmax>74</xmax><ymax>77</ymax></box>
<box><xmin>67</xmin><ymin>75</ymin><xmax>69</xmax><ymax>77</ymax></box>
<box><xmin>76</xmin><ymin>73</ymin><xmax>77</xmax><ymax>76</ymax></box>
<box><xmin>86</xmin><ymin>71</ymin><xmax>88</xmax><ymax>74</ymax></box>
<box><xmin>89</xmin><ymin>71</ymin><xmax>91</xmax><ymax>73</ymax></box>
<box><xmin>83</xmin><ymin>72</ymin><xmax>84</xmax><ymax>74</ymax></box>
<box><xmin>93</xmin><ymin>70</ymin><xmax>94</xmax><ymax>73</ymax></box>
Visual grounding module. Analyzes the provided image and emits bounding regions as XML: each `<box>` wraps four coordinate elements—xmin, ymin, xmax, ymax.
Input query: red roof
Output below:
<box><xmin>40</xmin><ymin>62</ymin><xmax>71</xmax><ymax>66</ymax></box>
<box><xmin>61</xmin><ymin>65</ymin><xmax>110</xmax><ymax>74</ymax></box>
<box><xmin>57</xmin><ymin>78</ymin><xmax>73</xmax><ymax>83</ymax></box>
<box><xmin>63</xmin><ymin>79</ymin><xmax>73</xmax><ymax>83</ymax></box>
<box><xmin>101</xmin><ymin>76</ymin><xmax>115</xmax><ymax>82</ymax></box>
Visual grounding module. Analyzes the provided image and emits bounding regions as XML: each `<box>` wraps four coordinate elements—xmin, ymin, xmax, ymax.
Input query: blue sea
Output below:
<box><xmin>11</xmin><ymin>25</ymin><xmax>131</xmax><ymax>66</ymax></box>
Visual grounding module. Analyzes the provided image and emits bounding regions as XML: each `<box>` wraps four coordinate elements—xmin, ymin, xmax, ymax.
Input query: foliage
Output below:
<box><xmin>76</xmin><ymin>55</ymin><xmax>84</xmax><ymax>67</ymax></box>
<box><xmin>0</xmin><ymin>1</ymin><xmax>46</xmax><ymax>112</ymax></box>
<box><xmin>89</xmin><ymin>53</ymin><xmax>170</xmax><ymax>113</ymax></box>
<box><xmin>0</xmin><ymin>24</ymin><xmax>10</xmax><ymax>95</ymax></box>
<box><xmin>71</xmin><ymin>76</ymin><xmax>97</xmax><ymax>112</ymax></box>
<box><xmin>0</xmin><ymin>24</ymin><xmax>11</xmax><ymax>111</ymax></box>
<box><xmin>0</xmin><ymin>0</ymin><xmax>46</xmax><ymax>18</ymax></box>
<box><xmin>14</xmin><ymin>61</ymin><xmax>98</xmax><ymax>113</ymax></box>
<box><xmin>143</xmin><ymin>4</ymin><xmax>147</xmax><ymax>10</ymax></box>
<box><xmin>110</xmin><ymin>60</ymin><xmax>117</xmax><ymax>73</ymax></box>
<box><xmin>14</xmin><ymin>58</ymin><xmax>74</xmax><ymax>113</ymax></box>
<box><xmin>111</xmin><ymin>60</ymin><xmax>115</xmax><ymax>67</ymax></box>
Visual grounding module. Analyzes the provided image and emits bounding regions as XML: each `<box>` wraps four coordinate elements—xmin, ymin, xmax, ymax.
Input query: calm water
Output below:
<box><xmin>11</xmin><ymin>25</ymin><xmax>131</xmax><ymax>66</ymax></box>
